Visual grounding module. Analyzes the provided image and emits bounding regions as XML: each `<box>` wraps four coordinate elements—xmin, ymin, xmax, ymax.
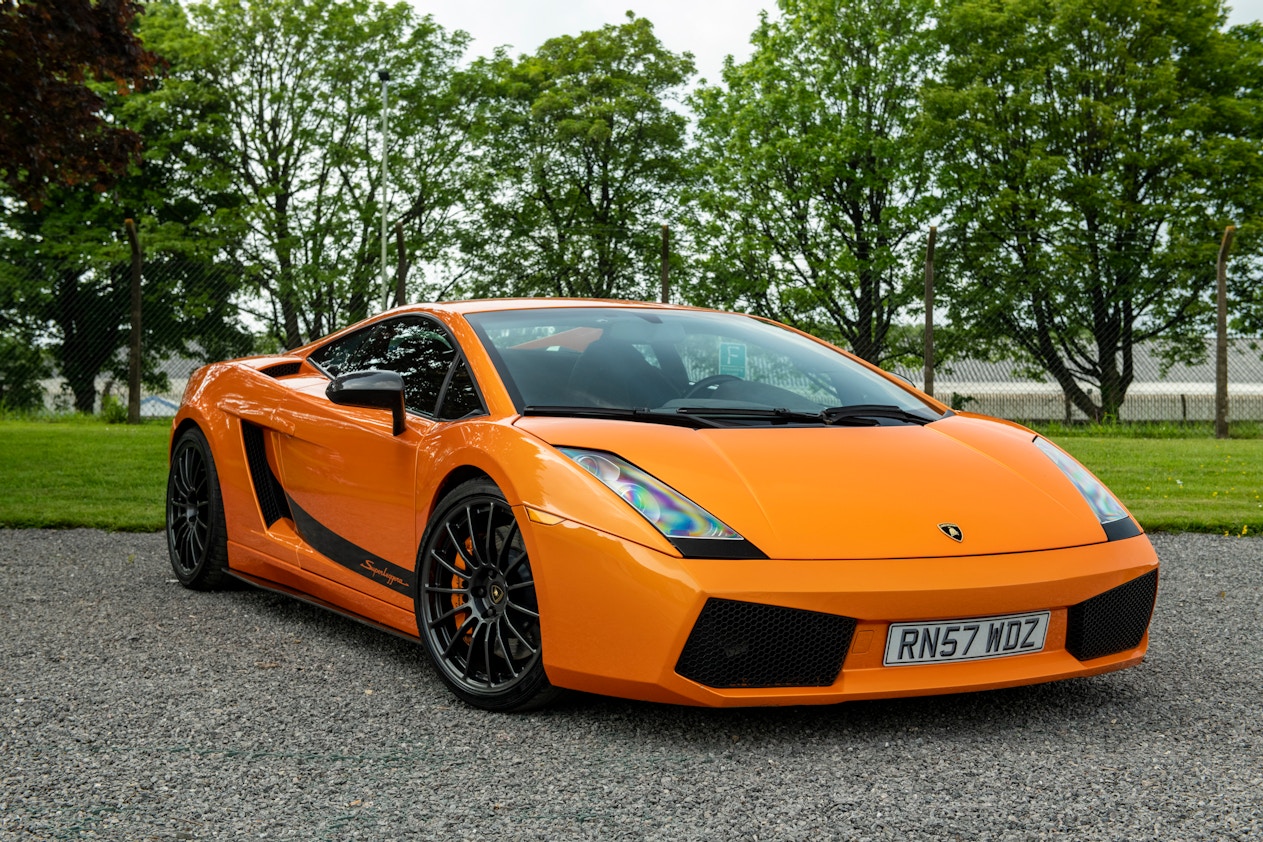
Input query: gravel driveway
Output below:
<box><xmin>1</xmin><ymin>529</ymin><xmax>1259</xmax><ymax>841</ymax></box>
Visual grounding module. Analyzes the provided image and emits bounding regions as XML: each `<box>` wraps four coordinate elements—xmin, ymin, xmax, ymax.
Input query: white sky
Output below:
<box><xmin>410</xmin><ymin>1</ymin><xmax>771</xmax><ymax>83</ymax></box>
<box><xmin>412</xmin><ymin>0</ymin><xmax>1263</xmax><ymax>83</ymax></box>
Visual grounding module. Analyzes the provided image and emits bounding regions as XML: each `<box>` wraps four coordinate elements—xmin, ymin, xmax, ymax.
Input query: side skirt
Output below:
<box><xmin>226</xmin><ymin>568</ymin><xmax>421</xmax><ymax>645</ymax></box>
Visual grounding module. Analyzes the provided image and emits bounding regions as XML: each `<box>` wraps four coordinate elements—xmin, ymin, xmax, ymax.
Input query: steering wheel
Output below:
<box><xmin>684</xmin><ymin>374</ymin><xmax>742</xmax><ymax>398</ymax></box>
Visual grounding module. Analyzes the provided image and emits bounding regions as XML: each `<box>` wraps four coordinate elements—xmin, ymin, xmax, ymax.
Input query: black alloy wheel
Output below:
<box><xmin>416</xmin><ymin>479</ymin><xmax>559</xmax><ymax>711</ymax></box>
<box><xmin>166</xmin><ymin>427</ymin><xmax>230</xmax><ymax>590</ymax></box>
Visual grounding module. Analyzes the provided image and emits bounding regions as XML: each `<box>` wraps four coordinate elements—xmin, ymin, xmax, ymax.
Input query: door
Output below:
<box><xmin>274</xmin><ymin>315</ymin><xmax>484</xmax><ymax>607</ymax></box>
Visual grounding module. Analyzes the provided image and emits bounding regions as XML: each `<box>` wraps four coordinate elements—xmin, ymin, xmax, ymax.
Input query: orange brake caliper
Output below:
<box><xmin>452</xmin><ymin>539</ymin><xmax>473</xmax><ymax>642</ymax></box>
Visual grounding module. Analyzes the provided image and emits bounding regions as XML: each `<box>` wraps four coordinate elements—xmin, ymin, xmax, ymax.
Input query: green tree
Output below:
<box><xmin>1221</xmin><ymin>22</ymin><xmax>1263</xmax><ymax>336</ymax></box>
<box><xmin>458</xmin><ymin>13</ymin><xmax>694</xmax><ymax>300</ymax></box>
<box><xmin>688</xmin><ymin>0</ymin><xmax>940</xmax><ymax>364</ymax></box>
<box><xmin>179</xmin><ymin>0</ymin><xmax>472</xmax><ymax>348</ymax></box>
<box><xmin>0</xmin><ymin>313</ymin><xmax>50</xmax><ymax>412</ymax></box>
<box><xmin>0</xmin><ymin>191</ymin><xmax>252</xmax><ymax>415</ymax></box>
<box><xmin>928</xmin><ymin>0</ymin><xmax>1250</xmax><ymax>420</ymax></box>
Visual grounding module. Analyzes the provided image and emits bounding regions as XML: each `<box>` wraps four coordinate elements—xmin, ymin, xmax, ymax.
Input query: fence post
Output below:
<box><xmin>124</xmin><ymin>219</ymin><xmax>142</xmax><ymax>424</ymax></box>
<box><xmin>923</xmin><ymin>226</ymin><xmax>936</xmax><ymax>397</ymax></box>
<box><xmin>660</xmin><ymin>225</ymin><xmax>670</xmax><ymax>304</ymax></box>
<box><xmin>1215</xmin><ymin>225</ymin><xmax>1235</xmax><ymax>439</ymax></box>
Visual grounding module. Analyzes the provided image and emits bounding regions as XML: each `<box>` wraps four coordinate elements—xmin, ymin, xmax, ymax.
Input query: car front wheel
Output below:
<box><xmin>415</xmin><ymin>479</ymin><xmax>559</xmax><ymax>711</ymax></box>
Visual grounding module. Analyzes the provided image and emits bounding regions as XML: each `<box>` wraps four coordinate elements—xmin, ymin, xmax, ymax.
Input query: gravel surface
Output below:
<box><xmin>1</xmin><ymin>529</ymin><xmax>1260</xmax><ymax>841</ymax></box>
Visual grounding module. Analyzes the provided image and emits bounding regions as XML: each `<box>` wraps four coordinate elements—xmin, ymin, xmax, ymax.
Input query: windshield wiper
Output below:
<box><xmin>521</xmin><ymin>405</ymin><xmax>721</xmax><ymax>429</ymax></box>
<box><xmin>676</xmin><ymin>405</ymin><xmax>942</xmax><ymax>426</ymax></box>
<box><xmin>523</xmin><ymin>404</ymin><xmax>943</xmax><ymax>429</ymax></box>
<box><xmin>673</xmin><ymin>406</ymin><xmax>826</xmax><ymax>424</ymax></box>
<box><xmin>820</xmin><ymin>404</ymin><xmax>944</xmax><ymax>426</ymax></box>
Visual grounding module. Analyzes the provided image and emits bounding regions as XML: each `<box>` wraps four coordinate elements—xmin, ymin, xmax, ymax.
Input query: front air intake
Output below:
<box><xmin>1066</xmin><ymin>570</ymin><xmax>1158</xmax><ymax>661</ymax></box>
<box><xmin>675</xmin><ymin>599</ymin><xmax>856</xmax><ymax>688</ymax></box>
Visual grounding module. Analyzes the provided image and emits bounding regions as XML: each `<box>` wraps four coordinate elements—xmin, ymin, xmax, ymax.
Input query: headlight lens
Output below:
<box><xmin>559</xmin><ymin>447</ymin><xmax>742</xmax><ymax>540</ymax></box>
<box><xmin>1034</xmin><ymin>437</ymin><xmax>1129</xmax><ymax>524</ymax></box>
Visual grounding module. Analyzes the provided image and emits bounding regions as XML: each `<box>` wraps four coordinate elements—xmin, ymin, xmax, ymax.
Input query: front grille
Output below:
<box><xmin>675</xmin><ymin>599</ymin><xmax>856</xmax><ymax>688</ymax></box>
<box><xmin>1066</xmin><ymin>570</ymin><xmax>1158</xmax><ymax>661</ymax></box>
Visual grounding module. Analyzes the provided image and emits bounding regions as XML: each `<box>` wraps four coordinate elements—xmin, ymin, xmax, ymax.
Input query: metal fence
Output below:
<box><xmin>890</xmin><ymin>338</ymin><xmax>1263</xmax><ymax>423</ymax></box>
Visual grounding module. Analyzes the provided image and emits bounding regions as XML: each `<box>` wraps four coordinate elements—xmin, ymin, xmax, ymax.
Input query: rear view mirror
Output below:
<box><xmin>326</xmin><ymin>370</ymin><xmax>406</xmax><ymax>435</ymax></box>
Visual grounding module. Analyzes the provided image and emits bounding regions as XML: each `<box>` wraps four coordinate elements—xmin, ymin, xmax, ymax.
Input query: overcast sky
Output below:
<box><xmin>413</xmin><ymin>0</ymin><xmax>1263</xmax><ymax>83</ymax></box>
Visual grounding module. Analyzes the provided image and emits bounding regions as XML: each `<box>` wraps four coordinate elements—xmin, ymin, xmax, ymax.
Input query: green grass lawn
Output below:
<box><xmin>1054</xmin><ymin>437</ymin><xmax>1263</xmax><ymax>535</ymax></box>
<box><xmin>0</xmin><ymin>419</ymin><xmax>1260</xmax><ymax>535</ymax></box>
<box><xmin>0</xmin><ymin>420</ymin><xmax>170</xmax><ymax>531</ymax></box>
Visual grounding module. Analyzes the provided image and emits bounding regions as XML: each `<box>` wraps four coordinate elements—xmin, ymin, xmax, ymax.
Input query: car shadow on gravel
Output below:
<box><xmin>567</xmin><ymin>675</ymin><xmax>1150</xmax><ymax>741</ymax></box>
<box><xmin>226</xmin><ymin>575</ymin><xmax>1157</xmax><ymax>744</ymax></box>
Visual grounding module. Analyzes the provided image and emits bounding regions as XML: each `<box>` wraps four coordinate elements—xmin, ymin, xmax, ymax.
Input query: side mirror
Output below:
<box><xmin>326</xmin><ymin>370</ymin><xmax>406</xmax><ymax>435</ymax></box>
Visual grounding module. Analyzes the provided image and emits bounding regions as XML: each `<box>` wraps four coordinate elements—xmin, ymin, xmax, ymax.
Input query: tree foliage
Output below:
<box><xmin>928</xmin><ymin>0</ymin><xmax>1252</xmax><ymax>420</ymax></box>
<box><xmin>458</xmin><ymin>13</ymin><xmax>694</xmax><ymax>300</ymax></box>
<box><xmin>688</xmin><ymin>0</ymin><xmax>940</xmax><ymax>364</ymax></box>
<box><xmin>0</xmin><ymin>0</ymin><xmax>252</xmax><ymax>414</ymax></box>
<box><xmin>0</xmin><ymin>0</ymin><xmax>157</xmax><ymax>208</ymax></box>
<box><xmin>1220</xmin><ymin>22</ymin><xmax>1263</xmax><ymax>336</ymax></box>
<box><xmin>178</xmin><ymin>0</ymin><xmax>473</xmax><ymax>348</ymax></box>
<box><xmin>2</xmin><ymin>0</ymin><xmax>1262</xmax><ymax>416</ymax></box>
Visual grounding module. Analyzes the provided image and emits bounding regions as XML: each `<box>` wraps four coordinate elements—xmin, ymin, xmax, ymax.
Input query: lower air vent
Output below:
<box><xmin>675</xmin><ymin>599</ymin><xmax>856</xmax><ymax>688</ymax></box>
<box><xmin>242</xmin><ymin>422</ymin><xmax>292</xmax><ymax>527</ymax></box>
<box><xmin>1066</xmin><ymin>570</ymin><xmax>1158</xmax><ymax>662</ymax></box>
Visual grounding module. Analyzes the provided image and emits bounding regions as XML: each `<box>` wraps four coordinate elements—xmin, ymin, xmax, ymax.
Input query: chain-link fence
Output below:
<box><xmin>889</xmin><ymin>339</ymin><xmax>1263</xmax><ymax>423</ymax></box>
<box><xmin>2</xmin><ymin>245</ymin><xmax>1261</xmax><ymax>424</ymax></box>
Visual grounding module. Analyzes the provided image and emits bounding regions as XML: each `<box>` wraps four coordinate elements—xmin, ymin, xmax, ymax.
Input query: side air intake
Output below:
<box><xmin>242</xmin><ymin>422</ymin><xmax>292</xmax><ymax>527</ymax></box>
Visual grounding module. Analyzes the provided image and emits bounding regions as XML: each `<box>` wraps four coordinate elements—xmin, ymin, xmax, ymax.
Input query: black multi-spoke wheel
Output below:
<box><xmin>166</xmin><ymin>427</ymin><xmax>230</xmax><ymax>590</ymax></box>
<box><xmin>416</xmin><ymin>479</ymin><xmax>559</xmax><ymax>711</ymax></box>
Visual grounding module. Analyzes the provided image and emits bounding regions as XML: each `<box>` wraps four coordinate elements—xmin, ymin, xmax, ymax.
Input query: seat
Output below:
<box><xmin>566</xmin><ymin>338</ymin><xmax>678</xmax><ymax>408</ymax></box>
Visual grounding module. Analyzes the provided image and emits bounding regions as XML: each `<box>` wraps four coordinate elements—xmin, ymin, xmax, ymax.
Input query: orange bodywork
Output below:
<box><xmin>171</xmin><ymin>298</ymin><xmax>1158</xmax><ymax>707</ymax></box>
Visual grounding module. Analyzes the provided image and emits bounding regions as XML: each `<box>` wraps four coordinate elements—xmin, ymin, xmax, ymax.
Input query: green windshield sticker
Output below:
<box><xmin>719</xmin><ymin>342</ymin><xmax>747</xmax><ymax>378</ymax></box>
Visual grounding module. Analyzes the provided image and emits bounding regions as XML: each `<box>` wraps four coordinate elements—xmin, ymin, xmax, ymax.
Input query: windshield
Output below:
<box><xmin>466</xmin><ymin>307</ymin><xmax>942</xmax><ymax>424</ymax></box>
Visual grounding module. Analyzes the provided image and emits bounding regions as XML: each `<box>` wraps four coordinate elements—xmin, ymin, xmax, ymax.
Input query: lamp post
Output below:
<box><xmin>377</xmin><ymin>68</ymin><xmax>391</xmax><ymax>310</ymax></box>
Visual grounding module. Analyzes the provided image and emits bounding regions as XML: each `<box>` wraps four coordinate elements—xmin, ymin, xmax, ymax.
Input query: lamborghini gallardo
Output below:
<box><xmin>166</xmin><ymin>299</ymin><xmax>1158</xmax><ymax>711</ymax></box>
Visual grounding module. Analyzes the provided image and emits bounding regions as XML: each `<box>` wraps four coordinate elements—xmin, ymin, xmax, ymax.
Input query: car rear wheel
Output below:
<box><xmin>416</xmin><ymin>479</ymin><xmax>559</xmax><ymax>711</ymax></box>
<box><xmin>166</xmin><ymin>427</ymin><xmax>230</xmax><ymax>590</ymax></box>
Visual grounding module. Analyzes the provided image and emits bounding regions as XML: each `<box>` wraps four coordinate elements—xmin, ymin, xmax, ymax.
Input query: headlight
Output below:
<box><xmin>1034</xmin><ymin>437</ymin><xmax>1138</xmax><ymax>540</ymax></box>
<box><xmin>558</xmin><ymin>447</ymin><xmax>766</xmax><ymax>559</ymax></box>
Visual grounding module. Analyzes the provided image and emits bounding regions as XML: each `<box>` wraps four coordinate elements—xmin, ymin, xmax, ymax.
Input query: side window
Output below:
<box><xmin>311</xmin><ymin>316</ymin><xmax>483</xmax><ymax>418</ymax></box>
<box><xmin>308</xmin><ymin>325</ymin><xmax>380</xmax><ymax>376</ymax></box>
<box><xmin>437</xmin><ymin>358</ymin><xmax>483</xmax><ymax>420</ymax></box>
<box><xmin>369</xmin><ymin>320</ymin><xmax>456</xmax><ymax>415</ymax></box>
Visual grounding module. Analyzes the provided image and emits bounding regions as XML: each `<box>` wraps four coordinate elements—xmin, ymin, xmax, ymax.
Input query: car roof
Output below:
<box><xmin>388</xmin><ymin>298</ymin><xmax>724</xmax><ymax>317</ymax></box>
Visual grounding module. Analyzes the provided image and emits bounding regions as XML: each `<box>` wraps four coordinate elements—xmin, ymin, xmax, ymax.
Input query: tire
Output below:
<box><xmin>166</xmin><ymin>426</ymin><xmax>231</xmax><ymax>591</ymax></box>
<box><xmin>415</xmin><ymin>479</ymin><xmax>560</xmax><ymax>712</ymax></box>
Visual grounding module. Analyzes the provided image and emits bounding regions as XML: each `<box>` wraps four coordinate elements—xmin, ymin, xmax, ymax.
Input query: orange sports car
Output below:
<box><xmin>166</xmin><ymin>299</ymin><xmax>1158</xmax><ymax>711</ymax></box>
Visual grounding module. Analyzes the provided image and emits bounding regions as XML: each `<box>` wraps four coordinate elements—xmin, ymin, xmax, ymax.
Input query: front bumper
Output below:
<box><xmin>521</xmin><ymin>514</ymin><xmax>1158</xmax><ymax>707</ymax></box>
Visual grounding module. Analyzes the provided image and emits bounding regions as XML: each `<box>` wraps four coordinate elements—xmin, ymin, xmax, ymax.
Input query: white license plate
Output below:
<box><xmin>883</xmin><ymin>611</ymin><xmax>1051</xmax><ymax>666</ymax></box>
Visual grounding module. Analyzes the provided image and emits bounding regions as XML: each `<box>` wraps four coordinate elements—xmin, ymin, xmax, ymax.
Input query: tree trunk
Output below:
<box><xmin>51</xmin><ymin>266</ymin><xmax>123</xmax><ymax>414</ymax></box>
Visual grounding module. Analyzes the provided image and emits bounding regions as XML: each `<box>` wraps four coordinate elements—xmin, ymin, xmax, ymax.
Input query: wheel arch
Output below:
<box><xmin>427</xmin><ymin>465</ymin><xmax>494</xmax><ymax>520</ymax></box>
<box><xmin>169</xmin><ymin>417</ymin><xmax>203</xmax><ymax>459</ymax></box>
